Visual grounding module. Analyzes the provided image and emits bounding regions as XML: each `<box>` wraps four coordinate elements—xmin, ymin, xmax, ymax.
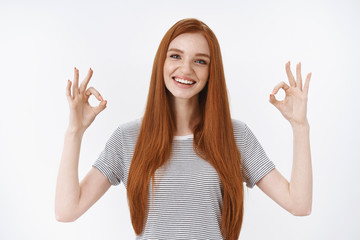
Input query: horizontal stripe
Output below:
<box><xmin>93</xmin><ymin>118</ymin><xmax>275</xmax><ymax>239</ymax></box>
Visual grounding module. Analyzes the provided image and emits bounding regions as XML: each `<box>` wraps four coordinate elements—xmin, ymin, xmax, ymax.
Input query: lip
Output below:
<box><xmin>172</xmin><ymin>75</ymin><xmax>197</xmax><ymax>83</ymax></box>
<box><xmin>172</xmin><ymin>77</ymin><xmax>196</xmax><ymax>89</ymax></box>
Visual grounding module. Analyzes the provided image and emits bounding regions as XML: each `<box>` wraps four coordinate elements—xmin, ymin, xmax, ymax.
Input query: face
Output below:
<box><xmin>163</xmin><ymin>32</ymin><xmax>210</xmax><ymax>100</ymax></box>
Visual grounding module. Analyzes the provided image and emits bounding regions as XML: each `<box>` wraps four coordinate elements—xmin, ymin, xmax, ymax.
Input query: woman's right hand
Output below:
<box><xmin>66</xmin><ymin>67</ymin><xmax>107</xmax><ymax>134</ymax></box>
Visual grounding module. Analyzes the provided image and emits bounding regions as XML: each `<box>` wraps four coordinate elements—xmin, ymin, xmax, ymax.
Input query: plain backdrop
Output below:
<box><xmin>1</xmin><ymin>0</ymin><xmax>359</xmax><ymax>239</ymax></box>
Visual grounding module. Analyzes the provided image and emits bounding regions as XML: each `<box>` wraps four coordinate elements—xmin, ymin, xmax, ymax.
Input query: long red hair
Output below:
<box><xmin>126</xmin><ymin>18</ymin><xmax>245</xmax><ymax>240</ymax></box>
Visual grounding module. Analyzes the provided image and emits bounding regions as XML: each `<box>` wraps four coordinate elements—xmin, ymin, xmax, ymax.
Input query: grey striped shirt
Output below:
<box><xmin>93</xmin><ymin>118</ymin><xmax>275</xmax><ymax>239</ymax></box>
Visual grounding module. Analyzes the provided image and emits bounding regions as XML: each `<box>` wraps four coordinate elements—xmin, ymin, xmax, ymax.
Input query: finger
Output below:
<box><xmin>85</xmin><ymin>87</ymin><xmax>104</xmax><ymax>102</ymax></box>
<box><xmin>285</xmin><ymin>61</ymin><xmax>296</xmax><ymax>87</ymax></box>
<box><xmin>93</xmin><ymin>99</ymin><xmax>107</xmax><ymax>115</ymax></box>
<box><xmin>272</xmin><ymin>81</ymin><xmax>290</xmax><ymax>95</ymax></box>
<box><xmin>269</xmin><ymin>93</ymin><xmax>281</xmax><ymax>109</ymax></box>
<box><xmin>73</xmin><ymin>67</ymin><xmax>79</xmax><ymax>96</ymax></box>
<box><xmin>303</xmin><ymin>72</ymin><xmax>312</xmax><ymax>96</ymax></box>
<box><xmin>79</xmin><ymin>68</ymin><xmax>93</xmax><ymax>94</ymax></box>
<box><xmin>296</xmin><ymin>62</ymin><xmax>303</xmax><ymax>91</ymax></box>
<box><xmin>66</xmin><ymin>79</ymin><xmax>72</xmax><ymax>100</ymax></box>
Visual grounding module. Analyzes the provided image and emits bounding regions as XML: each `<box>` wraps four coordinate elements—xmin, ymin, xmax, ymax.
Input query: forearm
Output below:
<box><xmin>55</xmin><ymin>128</ymin><xmax>84</xmax><ymax>221</ymax></box>
<box><xmin>289</xmin><ymin>122</ymin><xmax>313</xmax><ymax>215</ymax></box>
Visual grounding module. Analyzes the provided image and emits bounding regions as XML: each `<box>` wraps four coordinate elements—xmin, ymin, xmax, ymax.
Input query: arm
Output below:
<box><xmin>256</xmin><ymin>61</ymin><xmax>313</xmax><ymax>216</ymax></box>
<box><xmin>55</xmin><ymin>67</ymin><xmax>109</xmax><ymax>222</ymax></box>
<box><xmin>256</xmin><ymin>123</ymin><xmax>312</xmax><ymax>216</ymax></box>
<box><xmin>55</xmin><ymin>129</ymin><xmax>111</xmax><ymax>222</ymax></box>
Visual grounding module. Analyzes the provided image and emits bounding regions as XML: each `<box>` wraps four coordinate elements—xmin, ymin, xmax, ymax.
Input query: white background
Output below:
<box><xmin>1</xmin><ymin>0</ymin><xmax>359</xmax><ymax>239</ymax></box>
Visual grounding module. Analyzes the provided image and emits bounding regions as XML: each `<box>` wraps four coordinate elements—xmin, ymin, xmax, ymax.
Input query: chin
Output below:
<box><xmin>171</xmin><ymin>91</ymin><xmax>190</xmax><ymax>98</ymax></box>
<box><xmin>171</xmin><ymin>92</ymin><xmax>198</xmax><ymax>100</ymax></box>
<box><xmin>165</xmin><ymin>83</ymin><xmax>200</xmax><ymax>100</ymax></box>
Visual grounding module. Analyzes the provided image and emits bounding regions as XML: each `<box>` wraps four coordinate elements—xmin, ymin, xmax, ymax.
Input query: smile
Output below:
<box><xmin>172</xmin><ymin>77</ymin><xmax>196</xmax><ymax>85</ymax></box>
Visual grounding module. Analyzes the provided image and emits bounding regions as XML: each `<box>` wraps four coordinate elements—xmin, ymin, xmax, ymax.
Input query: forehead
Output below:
<box><xmin>168</xmin><ymin>32</ymin><xmax>210</xmax><ymax>54</ymax></box>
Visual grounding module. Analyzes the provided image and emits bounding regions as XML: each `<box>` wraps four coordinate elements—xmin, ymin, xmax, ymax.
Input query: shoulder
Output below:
<box><xmin>231</xmin><ymin>118</ymin><xmax>246</xmax><ymax>128</ymax></box>
<box><xmin>118</xmin><ymin>117</ymin><xmax>142</xmax><ymax>131</ymax></box>
<box><xmin>231</xmin><ymin>118</ymin><xmax>248</xmax><ymax>134</ymax></box>
<box><xmin>231</xmin><ymin>118</ymin><xmax>256</xmax><ymax>144</ymax></box>
<box><xmin>114</xmin><ymin>117</ymin><xmax>142</xmax><ymax>140</ymax></box>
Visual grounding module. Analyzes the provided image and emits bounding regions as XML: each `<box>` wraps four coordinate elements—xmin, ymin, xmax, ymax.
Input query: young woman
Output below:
<box><xmin>55</xmin><ymin>18</ymin><xmax>312</xmax><ymax>240</ymax></box>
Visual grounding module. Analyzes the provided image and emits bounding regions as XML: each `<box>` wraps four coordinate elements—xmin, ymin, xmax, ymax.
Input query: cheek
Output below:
<box><xmin>163</xmin><ymin>61</ymin><xmax>168</xmax><ymax>76</ymax></box>
<box><xmin>200</xmin><ymin>69</ymin><xmax>209</xmax><ymax>83</ymax></box>
<box><xmin>164</xmin><ymin>60</ymin><xmax>176</xmax><ymax>74</ymax></box>
<box><xmin>163</xmin><ymin>62</ymin><xmax>173</xmax><ymax>86</ymax></box>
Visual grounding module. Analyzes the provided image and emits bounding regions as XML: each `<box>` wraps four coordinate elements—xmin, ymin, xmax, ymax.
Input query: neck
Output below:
<box><xmin>170</xmin><ymin>95</ymin><xmax>200</xmax><ymax>136</ymax></box>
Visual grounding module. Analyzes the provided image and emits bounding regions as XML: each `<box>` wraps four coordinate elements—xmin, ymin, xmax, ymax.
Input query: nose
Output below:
<box><xmin>179</xmin><ymin>59</ymin><xmax>194</xmax><ymax>75</ymax></box>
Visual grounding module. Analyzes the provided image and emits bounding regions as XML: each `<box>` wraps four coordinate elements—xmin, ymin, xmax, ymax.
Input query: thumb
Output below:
<box><xmin>269</xmin><ymin>93</ymin><xmax>280</xmax><ymax>109</ymax></box>
<box><xmin>93</xmin><ymin>99</ymin><xmax>107</xmax><ymax>115</ymax></box>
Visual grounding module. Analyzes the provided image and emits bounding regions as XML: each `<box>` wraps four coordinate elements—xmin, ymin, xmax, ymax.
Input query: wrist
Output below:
<box><xmin>65</xmin><ymin>127</ymin><xmax>85</xmax><ymax>138</ymax></box>
<box><xmin>290</xmin><ymin>121</ymin><xmax>310</xmax><ymax>132</ymax></box>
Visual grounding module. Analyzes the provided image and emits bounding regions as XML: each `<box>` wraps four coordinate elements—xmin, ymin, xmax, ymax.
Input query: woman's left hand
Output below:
<box><xmin>269</xmin><ymin>61</ymin><xmax>312</xmax><ymax>127</ymax></box>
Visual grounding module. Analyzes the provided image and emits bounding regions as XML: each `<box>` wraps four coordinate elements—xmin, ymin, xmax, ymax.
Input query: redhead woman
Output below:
<box><xmin>55</xmin><ymin>18</ymin><xmax>312</xmax><ymax>240</ymax></box>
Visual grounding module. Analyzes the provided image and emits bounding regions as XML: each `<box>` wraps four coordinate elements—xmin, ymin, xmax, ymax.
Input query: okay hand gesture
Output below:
<box><xmin>66</xmin><ymin>67</ymin><xmax>107</xmax><ymax>133</ymax></box>
<box><xmin>269</xmin><ymin>61</ymin><xmax>312</xmax><ymax>127</ymax></box>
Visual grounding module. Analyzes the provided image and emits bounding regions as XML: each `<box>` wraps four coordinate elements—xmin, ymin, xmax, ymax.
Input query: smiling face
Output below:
<box><xmin>163</xmin><ymin>32</ymin><xmax>210</xmax><ymax>100</ymax></box>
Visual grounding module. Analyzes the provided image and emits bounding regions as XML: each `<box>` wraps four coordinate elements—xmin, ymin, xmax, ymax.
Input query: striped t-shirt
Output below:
<box><xmin>93</xmin><ymin>118</ymin><xmax>275</xmax><ymax>239</ymax></box>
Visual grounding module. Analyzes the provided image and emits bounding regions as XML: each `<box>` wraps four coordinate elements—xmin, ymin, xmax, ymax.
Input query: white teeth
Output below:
<box><xmin>174</xmin><ymin>77</ymin><xmax>195</xmax><ymax>85</ymax></box>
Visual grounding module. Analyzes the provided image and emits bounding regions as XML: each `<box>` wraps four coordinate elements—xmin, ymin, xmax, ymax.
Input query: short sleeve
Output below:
<box><xmin>92</xmin><ymin>126</ymin><xmax>124</xmax><ymax>186</ymax></box>
<box><xmin>233</xmin><ymin>120</ymin><xmax>275</xmax><ymax>188</ymax></box>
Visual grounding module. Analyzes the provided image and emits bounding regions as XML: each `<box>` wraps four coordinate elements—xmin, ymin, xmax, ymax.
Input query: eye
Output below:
<box><xmin>196</xmin><ymin>59</ymin><xmax>207</xmax><ymax>65</ymax></box>
<box><xmin>170</xmin><ymin>54</ymin><xmax>180</xmax><ymax>59</ymax></box>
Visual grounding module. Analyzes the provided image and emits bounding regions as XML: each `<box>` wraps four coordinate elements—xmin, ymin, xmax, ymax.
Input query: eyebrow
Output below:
<box><xmin>167</xmin><ymin>48</ymin><xmax>210</xmax><ymax>59</ymax></box>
